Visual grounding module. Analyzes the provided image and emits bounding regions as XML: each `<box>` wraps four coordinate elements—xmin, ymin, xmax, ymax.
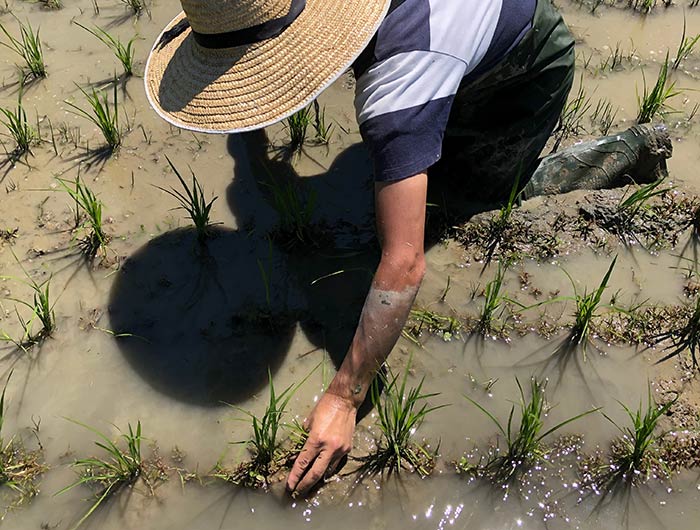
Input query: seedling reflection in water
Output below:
<box><xmin>57</xmin><ymin>420</ymin><xmax>157</xmax><ymax>530</ymax></box>
<box><xmin>461</xmin><ymin>378</ymin><xmax>597</xmax><ymax>485</ymax></box>
<box><xmin>357</xmin><ymin>364</ymin><xmax>446</xmax><ymax>477</ymax></box>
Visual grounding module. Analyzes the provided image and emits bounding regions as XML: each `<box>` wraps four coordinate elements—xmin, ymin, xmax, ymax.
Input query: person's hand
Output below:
<box><xmin>286</xmin><ymin>391</ymin><xmax>356</xmax><ymax>496</ymax></box>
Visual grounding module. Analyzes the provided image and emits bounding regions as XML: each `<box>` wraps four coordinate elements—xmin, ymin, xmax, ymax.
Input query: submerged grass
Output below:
<box><xmin>56</xmin><ymin>175</ymin><xmax>109</xmax><ymax>260</ymax></box>
<box><xmin>158</xmin><ymin>156</ymin><xmax>219</xmax><ymax>245</ymax></box>
<box><xmin>75</xmin><ymin>22</ymin><xmax>135</xmax><ymax>77</ymax></box>
<box><xmin>214</xmin><ymin>370</ymin><xmax>307</xmax><ymax>489</ymax></box>
<box><xmin>57</xmin><ymin>420</ymin><xmax>159</xmax><ymax>530</ymax></box>
<box><xmin>66</xmin><ymin>83</ymin><xmax>121</xmax><ymax>151</ymax></box>
<box><xmin>357</xmin><ymin>363</ymin><xmax>445</xmax><ymax>477</ymax></box>
<box><xmin>0</xmin><ymin>18</ymin><xmax>46</xmax><ymax>82</ymax></box>
<box><xmin>460</xmin><ymin>378</ymin><xmax>597</xmax><ymax>485</ymax></box>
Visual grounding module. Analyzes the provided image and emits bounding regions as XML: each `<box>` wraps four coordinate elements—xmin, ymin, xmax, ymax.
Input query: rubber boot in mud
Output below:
<box><xmin>521</xmin><ymin>124</ymin><xmax>673</xmax><ymax>199</ymax></box>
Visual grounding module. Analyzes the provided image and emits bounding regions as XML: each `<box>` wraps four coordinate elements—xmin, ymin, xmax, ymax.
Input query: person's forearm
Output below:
<box><xmin>326</xmin><ymin>257</ymin><xmax>425</xmax><ymax>408</ymax></box>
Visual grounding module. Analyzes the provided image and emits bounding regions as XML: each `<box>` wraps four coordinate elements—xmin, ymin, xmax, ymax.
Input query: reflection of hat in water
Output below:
<box><xmin>145</xmin><ymin>0</ymin><xmax>390</xmax><ymax>134</ymax></box>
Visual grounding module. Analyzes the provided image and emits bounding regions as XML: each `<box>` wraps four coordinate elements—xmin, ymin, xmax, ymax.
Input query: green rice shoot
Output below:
<box><xmin>636</xmin><ymin>53</ymin><xmax>680</xmax><ymax>124</ymax></box>
<box><xmin>157</xmin><ymin>156</ymin><xmax>219</xmax><ymax>244</ymax></box>
<box><xmin>654</xmin><ymin>295</ymin><xmax>700</xmax><ymax>368</ymax></box>
<box><xmin>284</xmin><ymin>105</ymin><xmax>312</xmax><ymax>151</ymax></box>
<box><xmin>461</xmin><ymin>378</ymin><xmax>598</xmax><ymax>484</ymax></box>
<box><xmin>66</xmin><ymin>83</ymin><xmax>121</xmax><ymax>150</ymax></box>
<box><xmin>56</xmin><ymin>175</ymin><xmax>108</xmax><ymax>260</ymax></box>
<box><xmin>56</xmin><ymin>420</ymin><xmax>150</xmax><ymax>530</ymax></box>
<box><xmin>74</xmin><ymin>22</ymin><xmax>135</xmax><ymax>77</ymax></box>
<box><xmin>0</xmin><ymin>96</ymin><xmax>36</xmax><ymax>157</ymax></box>
<box><xmin>0</xmin><ymin>19</ymin><xmax>46</xmax><ymax>81</ymax></box>
<box><xmin>672</xmin><ymin>15</ymin><xmax>700</xmax><ymax>70</ymax></box>
<box><xmin>357</xmin><ymin>362</ymin><xmax>446</xmax><ymax>477</ymax></box>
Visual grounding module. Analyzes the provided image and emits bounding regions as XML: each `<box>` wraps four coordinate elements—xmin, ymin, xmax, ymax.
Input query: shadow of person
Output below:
<box><xmin>107</xmin><ymin>226</ymin><xmax>296</xmax><ymax>406</ymax></box>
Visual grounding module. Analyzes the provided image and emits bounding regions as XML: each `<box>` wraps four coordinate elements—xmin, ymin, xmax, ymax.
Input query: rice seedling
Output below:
<box><xmin>75</xmin><ymin>22</ymin><xmax>135</xmax><ymax>77</ymax></box>
<box><xmin>475</xmin><ymin>260</ymin><xmax>511</xmax><ymax>337</ymax></box>
<box><xmin>673</xmin><ymin>15</ymin><xmax>700</xmax><ymax>70</ymax></box>
<box><xmin>55</xmin><ymin>175</ymin><xmax>108</xmax><ymax>260</ymax></box>
<box><xmin>460</xmin><ymin>378</ymin><xmax>597</xmax><ymax>484</ymax></box>
<box><xmin>636</xmin><ymin>54</ymin><xmax>680</xmax><ymax>124</ymax></box>
<box><xmin>561</xmin><ymin>256</ymin><xmax>617</xmax><ymax>358</ymax></box>
<box><xmin>586</xmin><ymin>386</ymin><xmax>677</xmax><ymax>493</ymax></box>
<box><xmin>120</xmin><ymin>0</ymin><xmax>146</xmax><ymax>16</ymax></box>
<box><xmin>157</xmin><ymin>156</ymin><xmax>219</xmax><ymax>244</ymax></box>
<box><xmin>261</xmin><ymin>176</ymin><xmax>319</xmax><ymax>249</ymax></box>
<box><xmin>312</xmin><ymin>100</ymin><xmax>333</xmax><ymax>144</ymax></box>
<box><xmin>617</xmin><ymin>178</ymin><xmax>672</xmax><ymax>226</ymax></box>
<box><xmin>0</xmin><ymin>97</ymin><xmax>36</xmax><ymax>157</ymax></box>
<box><xmin>284</xmin><ymin>105</ymin><xmax>312</xmax><ymax>151</ymax></box>
<box><xmin>39</xmin><ymin>0</ymin><xmax>62</xmax><ymax>8</ymax></box>
<box><xmin>57</xmin><ymin>420</ymin><xmax>155</xmax><ymax>530</ymax></box>
<box><xmin>213</xmin><ymin>369</ymin><xmax>307</xmax><ymax>489</ymax></box>
<box><xmin>0</xmin><ymin>19</ymin><xmax>46</xmax><ymax>81</ymax></box>
<box><xmin>65</xmin><ymin>83</ymin><xmax>121</xmax><ymax>151</ymax></box>
<box><xmin>0</xmin><ymin>374</ymin><xmax>47</xmax><ymax>511</ymax></box>
<box><xmin>590</xmin><ymin>98</ymin><xmax>618</xmax><ymax>135</ymax></box>
<box><xmin>653</xmin><ymin>295</ymin><xmax>700</xmax><ymax>368</ymax></box>
<box><xmin>552</xmin><ymin>78</ymin><xmax>591</xmax><ymax>152</ymax></box>
<box><xmin>0</xmin><ymin>260</ymin><xmax>56</xmax><ymax>351</ymax></box>
<box><xmin>357</xmin><ymin>363</ymin><xmax>446</xmax><ymax>477</ymax></box>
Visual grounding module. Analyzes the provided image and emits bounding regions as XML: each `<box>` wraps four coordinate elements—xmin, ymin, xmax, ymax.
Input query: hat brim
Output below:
<box><xmin>144</xmin><ymin>0</ymin><xmax>390</xmax><ymax>134</ymax></box>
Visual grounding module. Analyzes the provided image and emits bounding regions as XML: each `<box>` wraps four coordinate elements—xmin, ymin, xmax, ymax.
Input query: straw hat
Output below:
<box><xmin>145</xmin><ymin>0</ymin><xmax>391</xmax><ymax>134</ymax></box>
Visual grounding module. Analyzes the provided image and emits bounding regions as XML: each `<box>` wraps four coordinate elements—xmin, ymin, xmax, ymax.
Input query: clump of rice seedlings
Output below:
<box><xmin>0</xmin><ymin>228</ymin><xmax>19</xmax><ymax>243</ymax></box>
<box><xmin>612</xmin><ymin>178</ymin><xmax>673</xmax><ymax>240</ymax></box>
<box><xmin>590</xmin><ymin>98</ymin><xmax>618</xmax><ymax>135</ymax></box>
<box><xmin>157</xmin><ymin>156</ymin><xmax>219</xmax><ymax>245</ymax></box>
<box><xmin>673</xmin><ymin>15</ymin><xmax>700</xmax><ymax>70</ymax></box>
<box><xmin>0</xmin><ymin>19</ymin><xmax>46</xmax><ymax>82</ymax></box>
<box><xmin>636</xmin><ymin>54</ymin><xmax>680</xmax><ymax>124</ymax></box>
<box><xmin>213</xmin><ymin>370</ymin><xmax>304</xmax><ymax>489</ymax></box>
<box><xmin>584</xmin><ymin>386</ymin><xmax>676</xmax><ymax>495</ymax></box>
<box><xmin>560</xmin><ymin>257</ymin><xmax>617</xmax><ymax>358</ymax></box>
<box><xmin>0</xmin><ymin>97</ymin><xmax>36</xmax><ymax>157</ymax></box>
<box><xmin>262</xmin><ymin>176</ymin><xmax>319</xmax><ymax>250</ymax></box>
<box><xmin>474</xmin><ymin>260</ymin><xmax>512</xmax><ymax>337</ymax></box>
<box><xmin>120</xmin><ymin>0</ymin><xmax>146</xmax><ymax>16</ymax></box>
<box><xmin>0</xmin><ymin>374</ymin><xmax>47</xmax><ymax>513</ymax></box>
<box><xmin>57</xmin><ymin>420</ymin><xmax>160</xmax><ymax>530</ymax></box>
<box><xmin>404</xmin><ymin>308</ymin><xmax>461</xmax><ymax>343</ymax></box>
<box><xmin>39</xmin><ymin>0</ymin><xmax>63</xmax><ymax>8</ymax></box>
<box><xmin>75</xmin><ymin>22</ymin><xmax>135</xmax><ymax>77</ymax></box>
<box><xmin>357</xmin><ymin>364</ymin><xmax>445</xmax><ymax>477</ymax></box>
<box><xmin>65</xmin><ymin>83</ymin><xmax>121</xmax><ymax>151</ymax></box>
<box><xmin>284</xmin><ymin>105</ymin><xmax>312</xmax><ymax>151</ymax></box>
<box><xmin>654</xmin><ymin>295</ymin><xmax>700</xmax><ymax>368</ymax></box>
<box><xmin>460</xmin><ymin>378</ymin><xmax>597</xmax><ymax>484</ymax></box>
<box><xmin>56</xmin><ymin>175</ymin><xmax>108</xmax><ymax>260</ymax></box>
<box><xmin>312</xmin><ymin>100</ymin><xmax>333</xmax><ymax>144</ymax></box>
<box><xmin>0</xmin><ymin>261</ymin><xmax>56</xmax><ymax>351</ymax></box>
<box><xmin>552</xmin><ymin>79</ymin><xmax>591</xmax><ymax>152</ymax></box>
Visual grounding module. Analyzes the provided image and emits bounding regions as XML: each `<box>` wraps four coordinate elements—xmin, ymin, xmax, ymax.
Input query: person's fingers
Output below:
<box><xmin>286</xmin><ymin>441</ymin><xmax>319</xmax><ymax>493</ymax></box>
<box><xmin>294</xmin><ymin>450</ymin><xmax>331</xmax><ymax>495</ymax></box>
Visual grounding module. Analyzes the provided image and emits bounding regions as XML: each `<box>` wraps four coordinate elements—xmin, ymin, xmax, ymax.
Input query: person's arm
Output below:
<box><xmin>286</xmin><ymin>172</ymin><xmax>427</xmax><ymax>496</ymax></box>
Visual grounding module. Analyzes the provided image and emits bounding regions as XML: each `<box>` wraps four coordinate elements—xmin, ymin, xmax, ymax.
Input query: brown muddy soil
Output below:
<box><xmin>1</xmin><ymin>0</ymin><xmax>700</xmax><ymax>529</ymax></box>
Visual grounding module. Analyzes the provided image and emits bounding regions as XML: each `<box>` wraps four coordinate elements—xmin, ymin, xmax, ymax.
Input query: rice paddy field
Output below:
<box><xmin>2</xmin><ymin>0</ymin><xmax>700</xmax><ymax>529</ymax></box>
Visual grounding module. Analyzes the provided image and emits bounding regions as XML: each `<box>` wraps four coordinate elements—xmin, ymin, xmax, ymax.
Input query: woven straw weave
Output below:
<box><xmin>145</xmin><ymin>0</ymin><xmax>390</xmax><ymax>134</ymax></box>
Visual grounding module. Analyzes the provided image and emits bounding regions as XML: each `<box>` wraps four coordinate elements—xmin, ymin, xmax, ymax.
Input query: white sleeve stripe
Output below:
<box><xmin>354</xmin><ymin>51</ymin><xmax>467</xmax><ymax>125</ymax></box>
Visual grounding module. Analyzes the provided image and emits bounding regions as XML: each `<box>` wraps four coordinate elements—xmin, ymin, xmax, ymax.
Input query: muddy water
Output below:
<box><xmin>1</xmin><ymin>0</ymin><xmax>700</xmax><ymax>529</ymax></box>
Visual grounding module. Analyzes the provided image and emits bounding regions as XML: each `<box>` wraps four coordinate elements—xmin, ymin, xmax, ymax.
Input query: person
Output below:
<box><xmin>144</xmin><ymin>0</ymin><xmax>671</xmax><ymax>496</ymax></box>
